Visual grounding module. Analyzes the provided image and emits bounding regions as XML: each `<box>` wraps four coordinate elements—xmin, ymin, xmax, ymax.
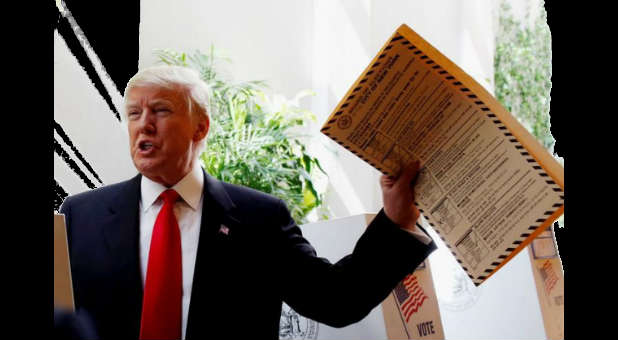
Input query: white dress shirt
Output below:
<box><xmin>139</xmin><ymin>163</ymin><xmax>204</xmax><ymax>340</ymax></box>
<box><xmin>406</xmin><ymin>222</ymin><xmax>433</xmax><ymax>245</ymax></box>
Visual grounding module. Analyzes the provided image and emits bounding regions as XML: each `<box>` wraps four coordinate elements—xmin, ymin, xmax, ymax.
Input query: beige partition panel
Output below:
<box><xmin>54</xmin><ymin>213</ymin><xmax>75</xmax><ymax>311</ymax></box>
<box><xmin>527</xmin><ymin>226</ymin><xmax>564</xmax><ymax>339</ymax></box>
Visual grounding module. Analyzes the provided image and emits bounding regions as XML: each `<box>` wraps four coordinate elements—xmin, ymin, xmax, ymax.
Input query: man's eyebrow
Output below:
<box><xmin>149</xmin><ymin>98</ymin><xmax>174</xmax><ymax>106</ymax></box>
<box><xmin>125</xmin><ymin>98</ymin><xmax>174</xmax><ymax>109</ymax></box>
<box><xmin>125</xmin><ymin>102</ymin><xmax>140</xmax><ymax>110</ymax></box>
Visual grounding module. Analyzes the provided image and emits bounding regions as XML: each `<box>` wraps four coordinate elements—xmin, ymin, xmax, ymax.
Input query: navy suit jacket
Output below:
<box><xmin>60</xmin><ymin>170</ymin><xmax>436</xmax><ymax>339</ymax></box>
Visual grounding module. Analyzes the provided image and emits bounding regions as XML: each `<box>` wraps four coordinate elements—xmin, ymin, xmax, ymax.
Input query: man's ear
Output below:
<box><xmin>193</xmin><ymin>114</ymin><xmax>210</xmax><ymax>142</ymax></box>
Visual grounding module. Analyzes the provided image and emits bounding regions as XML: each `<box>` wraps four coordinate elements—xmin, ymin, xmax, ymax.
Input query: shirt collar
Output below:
<box><xmin>141</xmin><ymin>163</ymin><xmax>204</xmax><ymax>212</ymax></box>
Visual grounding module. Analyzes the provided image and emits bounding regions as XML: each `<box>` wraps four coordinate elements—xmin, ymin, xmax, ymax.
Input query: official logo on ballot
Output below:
<box><xmin>218</xmin><ymin>224</ymin><xmax>230</xmax><ymax>235</ymax></box>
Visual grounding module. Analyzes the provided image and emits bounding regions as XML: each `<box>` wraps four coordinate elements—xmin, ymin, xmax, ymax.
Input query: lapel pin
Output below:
<box><xmin>219</xmin><ymin>224</ymin><xmax>230</xmax><ymax>235</ymax></box>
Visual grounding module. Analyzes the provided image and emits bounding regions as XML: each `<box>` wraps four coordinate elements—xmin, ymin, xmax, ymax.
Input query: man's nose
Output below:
<box><xmin>136</xmin><ymin>109</ymin><xmax>156</xmax><ymax>134</ymax></box>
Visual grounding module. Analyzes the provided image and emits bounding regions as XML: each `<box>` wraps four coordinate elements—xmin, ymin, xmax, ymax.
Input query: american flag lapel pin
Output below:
<box><xmin>219</xmin><ymin>224</ymin><xmax>230</xmax><ymax>236</ymax></box>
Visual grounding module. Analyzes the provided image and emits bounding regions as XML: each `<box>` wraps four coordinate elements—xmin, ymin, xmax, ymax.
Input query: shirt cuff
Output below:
<box><xmin>403</xmin><ymin>224</ymin><xmax>433</xmax><ymax>245</ymax></box>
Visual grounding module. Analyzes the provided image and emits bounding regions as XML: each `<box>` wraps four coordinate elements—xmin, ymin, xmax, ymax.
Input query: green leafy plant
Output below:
<box><xmin>155</xmin><ymin>47</ymin><xmax>327</xmax><ymax>223</ymax></box>
<box><xmin>494</xmin><ymin>0</ymin><xmax>563</xmax><ymax>227</ymax></box>
<box><xmin>494</xmin><ymin>0</ymin><xmax>554</xmax><ymax>152</ymax></box>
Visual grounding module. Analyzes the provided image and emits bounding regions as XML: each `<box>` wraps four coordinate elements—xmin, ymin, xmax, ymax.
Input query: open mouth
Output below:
<box><xmin>139</xmin><ymin>141</ymin><xmax>154</xmax><ymax>152</ymax></box>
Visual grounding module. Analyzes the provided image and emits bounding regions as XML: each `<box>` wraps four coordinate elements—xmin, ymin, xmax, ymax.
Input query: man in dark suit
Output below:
<box><xmin>60</xmin><ymin>65</ymin><xmax>436</xmax><ymax>339</ymax></box>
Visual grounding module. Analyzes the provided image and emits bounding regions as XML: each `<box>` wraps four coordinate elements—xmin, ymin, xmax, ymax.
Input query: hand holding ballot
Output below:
<box><xmin>380</xmin><ymin>160</ymin><xmax>422</xmax><ymax>231</ymax></box>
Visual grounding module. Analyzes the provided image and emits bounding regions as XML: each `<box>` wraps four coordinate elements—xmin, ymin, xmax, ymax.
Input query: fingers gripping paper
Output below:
<box><xmin>320</xmin><ymin>24</ymin><xmax>564</xmax><ymax>285</ymax></box>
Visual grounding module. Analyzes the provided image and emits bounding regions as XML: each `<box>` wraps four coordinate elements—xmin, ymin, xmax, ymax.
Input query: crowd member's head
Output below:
<box><xmin>123</xmin><ymin>65</ymin><xmax>211</xmax><ymax>186</ymax></box>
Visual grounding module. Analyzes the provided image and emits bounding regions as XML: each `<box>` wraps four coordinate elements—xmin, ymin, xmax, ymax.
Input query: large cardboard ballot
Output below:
<box><xmin>54</xmin><ymin>213</ymin><xmax>75</xmax><ymax>311</ymax></box>
<box><xmin>320</xmin><ymin>23</ymin><xmax>564</xmax><ymax>285</ymax></box>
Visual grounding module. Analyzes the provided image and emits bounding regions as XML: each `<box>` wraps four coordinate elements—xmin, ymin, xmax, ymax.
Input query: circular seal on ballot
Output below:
<box><xmin>279</xmin><ymin>303</ymin><xmax>319</xmax><ymax>340</ymax></box>
<box><xmin>337</xmin><ymin>115</ymin><xmax>352</xmax><ymax>129</ymax></box>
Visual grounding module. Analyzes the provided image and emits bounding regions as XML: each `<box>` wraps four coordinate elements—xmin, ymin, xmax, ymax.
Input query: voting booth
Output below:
<box><xmin>281</xmin><ymin>214</ymin><xmax>563</xmax><ymax>340</ymax></box>
<box><xmin>54</xmin><ymin>214</ymin><xmax>74</xmax><ymax>311</ymax></box>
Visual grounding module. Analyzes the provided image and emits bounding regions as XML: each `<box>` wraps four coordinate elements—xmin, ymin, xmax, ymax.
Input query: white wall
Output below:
<box><xmin>55</xmin><ymin>0</ymin><xmax>498</xmax><ymax>216</ymax></box>
<box><xmin>137</xmin><ymin>0</ymin><xmax>497</xmax><ymax>219</ymax></box>
<box><xmin>54</xmin><ymin>28</ymin><xmax>136</xmax><ymax>197</ymax></box>
<box><xmin>138</xmin><ymin>0</ymin><xmax>315</xmax><ymax>100</ymax></box>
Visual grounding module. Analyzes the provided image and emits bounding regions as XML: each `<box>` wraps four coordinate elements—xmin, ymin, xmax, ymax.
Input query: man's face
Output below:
<box><xmin>125</xmin><ymin>85</ymin><xmax>208</xmax><ymax>186</ymax></box>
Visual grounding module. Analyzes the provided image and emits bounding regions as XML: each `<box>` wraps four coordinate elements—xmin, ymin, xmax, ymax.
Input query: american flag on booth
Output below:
<box><xmin>540</xmin><ymin>260</ymin><xmax>558</xmax><ymax>294</ymax></box>
<box><xmin>394</xmin><ymin>274</ymin><xmax>428</xmax><ymax>322</ymax></box>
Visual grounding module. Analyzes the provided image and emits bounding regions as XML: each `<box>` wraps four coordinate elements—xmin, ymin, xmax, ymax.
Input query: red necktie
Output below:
<box><xmin>140</xmin><ymin>189</ymin><xmax>182</xmax><ymax>340</ymax></box>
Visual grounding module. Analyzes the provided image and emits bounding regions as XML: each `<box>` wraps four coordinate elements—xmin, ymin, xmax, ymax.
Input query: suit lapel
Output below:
<box><xmin>101</xmin><ymin>174</ymin><xmax>141</xmax><ymax>270</ymax></box>
<box><xmin>186</xmin><ymin>170</ymin><xmax>240</xmax><ymax>338</ymax></box>
<box><xmin>100</xmin><ymin>173</ymin><xmax>144</xmax><ymax>337</ymax></box>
